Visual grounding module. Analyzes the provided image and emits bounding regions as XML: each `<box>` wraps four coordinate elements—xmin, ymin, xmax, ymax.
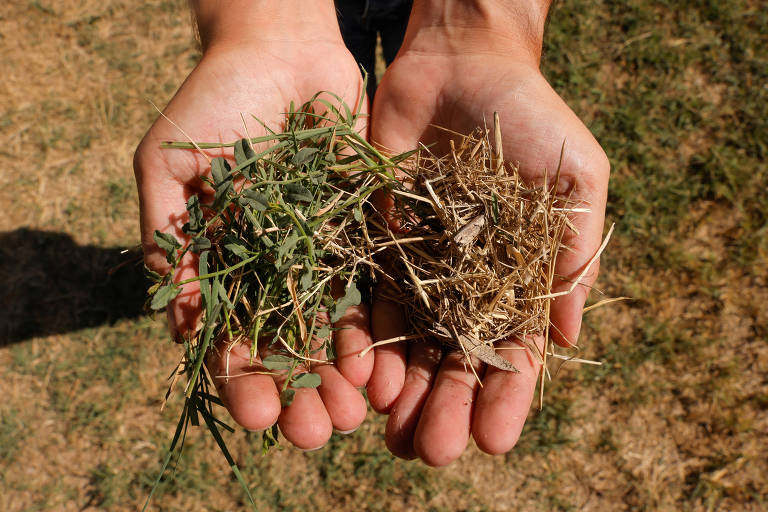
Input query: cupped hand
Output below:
<box><xmin>367</xmin><ymin>34</ymin><xmax>610</xmax><ymax>465</ymax></box>
<box><xmin>134</xmin><ymin>29</ymin><xmax>373</xmax><ymax>450</ymax></box>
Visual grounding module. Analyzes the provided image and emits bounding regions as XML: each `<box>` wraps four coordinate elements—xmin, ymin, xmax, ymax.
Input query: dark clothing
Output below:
<box><xmin>335</xmin><ymin>0</ymin><xmax>413</xmax><ymax>99</ymax></box>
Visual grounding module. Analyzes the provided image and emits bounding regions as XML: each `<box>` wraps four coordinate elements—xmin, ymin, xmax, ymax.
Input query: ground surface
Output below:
<box><xmin>1</xmin><ymin>1</ymin><xmax>766</xmax><ymax>511</ymax></box>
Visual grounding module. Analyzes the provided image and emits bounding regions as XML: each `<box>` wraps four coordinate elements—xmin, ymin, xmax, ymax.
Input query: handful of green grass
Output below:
<box><xmin>144</xmin><ymin>93</ymin><xmax>410</xmax><ymax>508</ymax></box>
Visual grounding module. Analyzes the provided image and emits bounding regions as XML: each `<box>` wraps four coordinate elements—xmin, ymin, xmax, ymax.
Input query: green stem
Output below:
<box><xmin>178</xmin><ymin>255</ymin><xmax>258</xmax><ymax>285</ymax></box>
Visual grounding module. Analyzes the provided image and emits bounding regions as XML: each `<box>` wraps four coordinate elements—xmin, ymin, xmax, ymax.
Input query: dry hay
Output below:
<box><xmin>371</xmin><ymin>115</ymin><xmax>590</xmax><ymax>373</ymax></box>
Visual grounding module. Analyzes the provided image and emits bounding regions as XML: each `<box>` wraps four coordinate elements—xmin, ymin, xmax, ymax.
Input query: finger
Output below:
<box><xmin>413</xmin><ymin>351</ymin><xmax>483</xmax><ymax>467</ymax></box>
<box><xmin>548</xmin><ymin>152</ymin><xmax>609</xmax><ymax>347</ymax></box>
<box><xmin>471</xmin><ymin>337</ymin><xmax>542</xmax><ymax>454</ymax></box>
<box><xmin>313</xmin><ymin>363</ymin><xmax>367</xmax><ymax>433</ymax></box>
<box><xmin>277</xmin><ymin>385</ymin><xmax>334</xmax><ymax>451</ymax></box>
<box><xmin>330</xmin><ymin>279</ymin><xmax>374</xmax><ymax>387</ymax></box>
<box><xmin>367</xmin><ymin>297</ymin><xmax>408</xmax><ymax>413</ymax></box>
<box><xmin>384</xmin><ymin>339</ymin><xmax>443</xmax><ymax>459</ymax></box>
<box><xmin>205</xmin><ymin>340</ymin><xmax>281</xmax><ymax>432</ymax></box>
<box><xmin>135</xmin><ymin>139</ymin><xmax>208</xmax><ymax>339</ymax></box>
<box><xmin>256</xmin><ymin>342</ymin><xmax>334</xmax><ymax>451</ymax></box>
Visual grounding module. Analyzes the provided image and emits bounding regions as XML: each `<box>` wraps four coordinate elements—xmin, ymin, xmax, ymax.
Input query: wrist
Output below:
<box><xmin>403</xmin><ymin>0</ymin><xmax>551</xmax><ymax>65</ymax></box>
<box><xmin>192</xmin><ymin>0</ymin><xmax>342</xmax><ymax>54</ymax></box>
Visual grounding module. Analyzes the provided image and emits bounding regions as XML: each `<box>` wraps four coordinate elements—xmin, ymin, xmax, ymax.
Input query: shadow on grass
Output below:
<box><xmin>0</xmin><ymin>228</ymin><xmax>149</xmax><ymax>345</ymax></box>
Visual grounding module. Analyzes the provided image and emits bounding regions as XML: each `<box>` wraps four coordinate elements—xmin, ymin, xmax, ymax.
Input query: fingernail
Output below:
<box><xmin>246</xmin><ymin>428</ymin><xmax>265</xmax><ymax>434</ymax></box>
<box><xmin>300</xmin><ymin>445</ymin><xmax>324</xmax><ymax>453</ymax></box>
<box><xmin>334</xmin><ymin>427</ymin><xmax>359</xmax><ymax>435</ymax></box>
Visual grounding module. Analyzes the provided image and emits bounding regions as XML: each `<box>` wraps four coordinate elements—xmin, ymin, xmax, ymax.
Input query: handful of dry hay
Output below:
<box><xmin>370</xmin><ymin>114</ymin><xmax>589</xmax><ymax>375</ymax></box>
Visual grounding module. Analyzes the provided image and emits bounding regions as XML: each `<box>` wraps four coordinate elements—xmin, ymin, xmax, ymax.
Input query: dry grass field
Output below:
<box><xmin>1</xmin><ymin>1</ymin><xmax>766</xmax><ymax>510</ymax></box>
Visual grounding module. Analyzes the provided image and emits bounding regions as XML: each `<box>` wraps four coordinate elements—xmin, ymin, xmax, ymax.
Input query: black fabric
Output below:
<box><xmin>335</xmin><ymin>0</ymin><xmax>413</xmax><ymax>99</ymax></box>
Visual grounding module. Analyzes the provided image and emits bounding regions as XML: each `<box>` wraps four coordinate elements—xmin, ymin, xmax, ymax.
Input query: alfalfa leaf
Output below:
<box><xmin>315</xmin><ymin>324</ymin><xmax>330</xmax><ymax>340</ymax></box>
<box><xmin>224</xmin><ymin>242</ymin><xmax>249</xmax><ymax>259</ymax></box>
<box><xmin>277</xmin><ymin>230</ymin><xmax>299</xmax><ymax>263</ymax></box>
<box><xmin>154</xmin><ymin>230</ymin><xmax>180</xmax><ymax>264</ymax></box>
<box><xmin>189</xmin><ymin>236</ymin><xmax>211</xmax><ymax>253</ymax></box>
<box><xmin>291</xmin><ymin>147</ymin><xmax>320</xmax><ymax>166</ymax></box>
<box><xmin>279</xmin><ymin>389</ymin><xmax>295</xmax><ymax>407</ymax></box>
<box><xmin>198</xmin><ymin>250</ymin><xmax>211</xmax><ymax>314</ymax></box>
<box><xmin>185</xmin><ymin>195</ymin><xmax>204</xmax><ymax>232</ymax></box>
<box><xmin>261</xmin><ymin>355</ymin><xmax>294</xmax><ymax>371</ymax></box>
<box><xmin>213</xmin><ymin>181</ymin><xmax>234</xmax><ymax>211</ymax></box>
<box><xmin>150</xmin><ymin>283</ymin><xmax>181</xmax><ymax>311</ymax></box>
<box><xmin>291</xmin><ymin>373</ymin><xmax>321</xmax><ymax>389</ymax></box>
<box><xmin>213</xmin><ymin>279</ymin><xmax>234</xmax><ymax>310</ymax></box>
<box><xmin>239</xmin><ymin>188</ymin><xmax>270</xmax><ymax>211</ymax></box>
<box><xmin>284</xmin><ymin>183</ymin><xmax>313</xmax><ymax>203</ymax></box>
<box><xmin>330</xmin><ymin>283</ymin><xmax>361</xmax><ymax>323</ymax></box>
<box><xmin>234</xmin><ymin>138</ymin><xmax>256</xmax><ymax>178</ymax></box>
<box><xmin>144</xmin><ymin>265</ymin><xmax>163</xmax><ymax>283</ymax></box>
<box><xmin>210</xmin><ymin>157</ymin><xmax>231</xmax><ymax>186</ymax></box>
<box><xmin>299</xmin><ymin>263</ymin><xmax>313</xmax><ymax>291</ymax></box>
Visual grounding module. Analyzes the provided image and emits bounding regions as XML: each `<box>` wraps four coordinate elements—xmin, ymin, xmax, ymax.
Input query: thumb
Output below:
<box><xmin>547</xmin><ymin>149</ymin><xmax>610</xmax><ymax>348</ymax></box>
<box><xmin>134</xmin><ymin>134</ymin><xmax>205</xmax><ymax>340</ymax></box>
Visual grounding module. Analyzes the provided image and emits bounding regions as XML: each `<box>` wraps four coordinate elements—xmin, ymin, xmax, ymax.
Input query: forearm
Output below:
<box><xmin>404</xmin><ymin>0</ymin><xmax>551</xmax><ymax>64</ymax></box>
<box><xmin>191</xmin><ymin>0</ymin><xmax>341</xmax><ymax>52</ymax></box>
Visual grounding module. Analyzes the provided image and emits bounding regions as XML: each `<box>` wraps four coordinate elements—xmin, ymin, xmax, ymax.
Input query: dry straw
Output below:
<box><xmin>367</xmin><ymin>114</ymin><xmax>601</xmax><ymax>385</ymax></box>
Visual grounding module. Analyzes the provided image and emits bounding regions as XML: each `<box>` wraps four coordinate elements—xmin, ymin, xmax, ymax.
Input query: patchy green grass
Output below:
<box><xmin>1</xmin><ymin>0</ymin><xmax>766</xmax><ymax>510</ymax></box>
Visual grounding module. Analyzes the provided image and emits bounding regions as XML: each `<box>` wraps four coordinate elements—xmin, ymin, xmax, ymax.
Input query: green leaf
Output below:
<box><xmin>292</xmin><ymin>147</ymin><xmax>320</xmax><ymax>166</ymax></box>
<box><xmin>153</xmin><ymin>230</ymin><xmax>180</xmax><ymax>264</ymax></box>
<box><xmin>214</xmin><ymin>279</ymin><xmax>234</xmax><ymax>310</ymax></box>
<box><xmin>353</xmin><ymin>205</ymin><xmax>363</xmax><ymax>222</ymax></box>
<box><xmin>213</xmin><ymin>181</ymin><xmax>234</xmax><ymax>211</ymax></box>
<box><xmin>279</xmin><ymin>388</ymin><xmax>295</xmax><ymax>407</ymax></box>
<box><xmin>234</xmin><ymin>138</ymin><xmax>256</xmax><ymax>178</ymax></box>
<box><xmin>239</xmin><ymin>188</ymin><xmax>270</xmax><ymax>211</ymax></box>
<box><xmin>210</xmin><ymin>157</ymin><xmax>231</xmax><ymax>186</ymax></box>
<box><xmin>330</xmin><ymin>282</ymin><xmax>361</xmax><ymax>323</ymax></box>
<box><xmin>261</xmin><ymin>355</ymin><xmax>294</xmax><ymax>370</ymax></box>
<box><xmin>189</xmin><ymin>236</ymin><xmax>211</xmax><ymax>253</ymax></box>
<box><xmin>277</xmin><ymin>230</ymin><xmax>299</xmax><ymax>263</ymax></box>
<box><xmin>315</xmin><ymin>324</ymin><xmax>330</xmax><ymax>340</ymax></box>
<box><xmin>144</xmin><ymin>265</ymin><xmax>163</xmax><ymax>283</ymax></box>
<box><xmin>299</xmin><ymin>264</ymin><xmax>313</xmax><ymax>291</ymax></box>
<box><xmin>186</xmin><ymin>195</ymin><xmax>204</xmax><ymax>232</ymax></box>
<box><xmin>224</xmin><ymin>242</ymin><xmax>249</xmax><ymax>259</ymax></box>
<box><xmin>150</xmin><ymin>283</ymin><xmax>181</xmax><ymax>311</ymax></box>
<box><xmin>199</xmin><ymin>250</ymin><xmax>212</xmax><ymax>314</ymax></box>
<box><xmin>291</xmin><ymin>373</ymin><xmax>321</xmax><ymax>389</ymax></box>
<box><xmin>284</xmin><ymin>183</ymin><xmax>313</xmax><ymax>203</ymax></box>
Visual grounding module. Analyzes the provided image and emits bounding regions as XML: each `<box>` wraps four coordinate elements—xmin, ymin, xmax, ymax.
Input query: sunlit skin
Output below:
<box><xmin>366</xmin><ymin>0</ymin><xmax>609</xmax><ymax>465</ymax></box>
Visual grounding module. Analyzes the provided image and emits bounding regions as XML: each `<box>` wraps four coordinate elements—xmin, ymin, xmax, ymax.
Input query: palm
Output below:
<box><xmin>134</xmin><ymin>41</ymin><xmax>373</xmax><ymax>450</ymax></box>
<box><xmin>367</xmin><ymin>52</ymin><xmax>609</xmax><ymax>464</ymax></box>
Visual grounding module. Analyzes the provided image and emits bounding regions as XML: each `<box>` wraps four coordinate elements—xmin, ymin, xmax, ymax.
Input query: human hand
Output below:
<box><xmin>134</xmin><ymin>1</ymin><xmax>373</xmax><ymax>450</ymax></box>
<box><xmin>366</xmin><ymin>0</ymin><xmax>610</xmax><ymax>465</ymax></box>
